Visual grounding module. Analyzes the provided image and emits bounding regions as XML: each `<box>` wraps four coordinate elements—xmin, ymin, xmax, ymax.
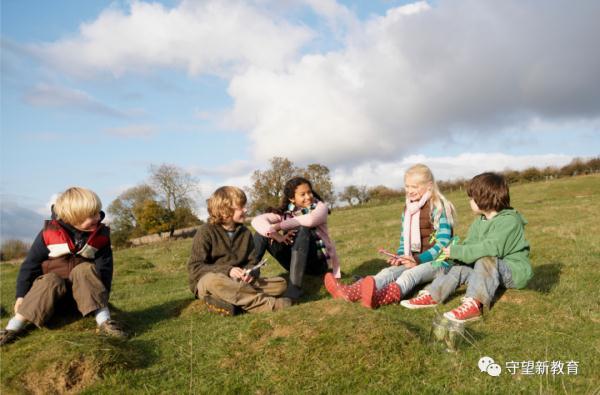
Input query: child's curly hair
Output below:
<box><xmin>207</xmin><ymin>186</ymin><xmax>247</xmax><ymax>225</ymax></box>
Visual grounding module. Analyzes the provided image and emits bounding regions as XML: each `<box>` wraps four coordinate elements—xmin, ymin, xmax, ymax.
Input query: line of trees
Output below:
<box><xmin>337</xmin><ymin>157</ymin><xmax>600</xmax><ymax>207</ymax></box>
<box><xmin>2</xmin><ymin>156</ymin><xmax>597</xmax><ymax>257</ymax></box>
<box><xmin>0</xmin><ymin>239</ymin><xmax>30</xmax><ymax>262</ymax></box>
<box><xmin>436</xmin><ymin>157</ymin><xmax>600</xmax><ymax>194</ymax></box>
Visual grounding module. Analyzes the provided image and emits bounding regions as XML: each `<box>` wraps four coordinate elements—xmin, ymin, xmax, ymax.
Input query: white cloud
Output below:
<box><xmin>32</xmin><ymin>0</ymin><xmax>314</xmax><ymax>78</ymax></box>
<box><xmin>227</xmin><ymin>0</ymin><xmax>600</xmax><ymax>163</ymax></box>
<box><xmin>331</xmin><ymin>153</ymin><xmax>575</xmax><ymax>190</ymax></box>
<box><xmin>25</xmin><ymin>0</ymin><xmax>600</xmax><ymax>165</ymax></box>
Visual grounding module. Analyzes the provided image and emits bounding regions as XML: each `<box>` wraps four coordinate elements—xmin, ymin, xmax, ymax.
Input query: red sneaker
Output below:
<box><xmin>400</xmin><ymin>292</ymin><xmax>437</xmax><ymax>309</ymax></box>
<box><xmin>443</xmin><ymin>298</ymin><xmax>482</xmax><ymax>322</ymax></box>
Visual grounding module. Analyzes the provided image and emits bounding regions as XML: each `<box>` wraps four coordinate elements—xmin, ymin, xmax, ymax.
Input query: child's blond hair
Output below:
<box><xmin>54</xmin><ymin>187</ymin><xmax>102</xmax><ymax>225</ymax></box>
<box><xmin>405</xmin><ymin>164</ymin><xmax>456</xmax><ymax>228</ymax></box>
<box><xmin>207</xmin><ymin>186</ymin><xmax>247</xmax><ymax>225</ymax></box>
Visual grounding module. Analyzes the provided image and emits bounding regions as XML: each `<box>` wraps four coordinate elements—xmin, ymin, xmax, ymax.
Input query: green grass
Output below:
<box><xmin>1</xmin><ymin>175</ymin><xmax>599</xmax><ymax>394</ymax></box>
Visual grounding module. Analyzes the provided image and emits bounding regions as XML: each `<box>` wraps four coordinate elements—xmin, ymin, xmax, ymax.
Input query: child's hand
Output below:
<box><xmin>14</xmin><ymin>297</ymin><xmax>24</xmax><ymax>314</ymax></box>
<box><xmin>241</xmin><ymin>272</ymin><xmax>255</xmax><ymax>283</ymax></box>
<box><xmin>398</xmin><ymin>256</ymin><xmax>417</xmax><ymax>268</ymax></box>
<box><xmin>442</xmin><ymin>246</ymin><xmax>451</xmax><ymax>256</ymax></box>
<box><xmin>387</xmin><ymin>257</ymin><xmax>402</xmax><ymax>266</ymax></box>
<box><xmin>272</xmin><ymin>230</ymin><xmax>296</xmax><ymax>245</ymax></box>
<box><xmin>229</xmin><ymin>267</ymin><xmax>246</xmax><ymax>280</ymax></box>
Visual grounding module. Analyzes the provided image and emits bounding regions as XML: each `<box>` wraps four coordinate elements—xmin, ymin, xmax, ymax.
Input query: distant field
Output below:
<box><xmin>1</xmin><ymin>175</ymin><xmax>599</xmax><ymax>394</ymax></box>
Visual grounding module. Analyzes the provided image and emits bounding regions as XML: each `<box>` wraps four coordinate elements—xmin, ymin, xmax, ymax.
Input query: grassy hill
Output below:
<box><xmin>1</xmin><ymin>175</ymin><xmax>599</xmax><ymax>394</ymax></box>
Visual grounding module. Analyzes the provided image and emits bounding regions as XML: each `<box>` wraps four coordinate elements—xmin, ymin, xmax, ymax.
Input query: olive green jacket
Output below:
<box><xmin>187</xmin><ymin>223</ymin><xmax>257</xmax><ymax>294</ymax></box>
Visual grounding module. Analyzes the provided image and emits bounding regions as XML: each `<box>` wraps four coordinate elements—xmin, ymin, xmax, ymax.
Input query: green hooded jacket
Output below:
<box><xmin>450</xmin><ymin>209</ymin><xmax>532</xmax><ymax>289</ymax></box>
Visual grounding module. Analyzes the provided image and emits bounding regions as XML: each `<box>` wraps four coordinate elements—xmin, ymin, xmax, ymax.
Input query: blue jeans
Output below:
<box><xmin>373</xmin><ymin>262</ymin><xmax>449</xmax><ymax>296</ymax></box>
<box><xmin>426</xmin><ymin>257</ymin><xmax>514</xmax><ymax>307</ymax></box>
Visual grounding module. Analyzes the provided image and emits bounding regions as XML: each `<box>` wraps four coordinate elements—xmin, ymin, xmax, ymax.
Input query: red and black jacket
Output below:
<box><xmin>15</xmin><ymin>212</ymin><xmax>113</xmax><ymax>298</ymax></box>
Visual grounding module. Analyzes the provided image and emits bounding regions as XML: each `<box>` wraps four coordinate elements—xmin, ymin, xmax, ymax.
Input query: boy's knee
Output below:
<box><xmin>196</xmin><ymin>272</ymin><xmax>229</xmax><ymax>296</ymax></box>
<box><xmin>475</xmin><ymin>257</ymin><xmax>497</xmax><ymax>273</ymax></box>
<box><xmin>70</xmin><ymin>262</ymin><xmax>96</xmax><ymax>277</ymax></box>
<box><xmin>36</xmin><ymin>272</ymin><xmax>66</xmax><ymax>290</ymax></box>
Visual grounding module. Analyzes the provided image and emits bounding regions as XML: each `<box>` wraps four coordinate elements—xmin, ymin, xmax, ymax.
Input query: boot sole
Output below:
<box><xmin>360</xmin><ymin>277</ymin><xmax>377</xmax><ymax>309</ymax></box>
<box><xmin>204</xmin><ymin>296</ymin><xmax>242</xmax><ymax>316</ymax></box>
<box><xmin>324</xmin><ymin>273</ymin><xmax>343</xmax><ymax>299</ymax></box>
<box><xmin>400</xmin><ymin>300</ymin><xmax>438</xmax><ymax>309</ymax></box>
<box><xmin>443</xmin><ymin>311</ymin><xmax>481</xmax><ymax>323</ymax></box>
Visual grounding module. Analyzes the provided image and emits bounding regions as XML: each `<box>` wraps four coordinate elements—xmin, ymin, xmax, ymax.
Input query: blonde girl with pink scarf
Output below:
<box><xmin>324</xmin><ymin>164</ymin><xmax>456</xmax><ymax>309</ymax></box>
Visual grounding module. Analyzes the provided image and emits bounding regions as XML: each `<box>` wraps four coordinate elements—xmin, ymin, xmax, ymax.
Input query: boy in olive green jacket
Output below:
<box><xmin>187</xmin><ymin>186</ymin><xmax>291</xmax><ymax>315</ymax></box>
<box><xmin>400</xmin><ymin>172</ymin><xmax>532</xmax><ymax>322</ymax></box>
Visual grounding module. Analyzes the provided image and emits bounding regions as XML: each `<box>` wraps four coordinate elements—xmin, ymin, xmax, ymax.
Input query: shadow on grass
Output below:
<box><xmin>349</xmin><ymin>258</ymin><xmax>388</xmax><ymax>278</ymax></box>
<box><xmin>45</xmin><ymin>298</ymin><xmax>88</xmax><ymax>329</ymax></box>
<box><xmin>526</xmin><ymin>262</ymin><xmax>562</xmax><ymax>293</ymax></box>
<box><xmin>271</xmin><ymin>271</ymin><xmax>328</xmax><ymax>303</ymax></box>
<box><xmin>110</xmin><ymin>297</ymin><xmax>194</xmax><ymax>336</ymax></box>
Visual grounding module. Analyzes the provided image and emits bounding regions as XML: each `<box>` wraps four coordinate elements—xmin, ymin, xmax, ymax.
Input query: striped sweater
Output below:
<box><xmin>396</xmin><ymin>205</ymin><xmax>453</xmax><ymax>264</ymax></box>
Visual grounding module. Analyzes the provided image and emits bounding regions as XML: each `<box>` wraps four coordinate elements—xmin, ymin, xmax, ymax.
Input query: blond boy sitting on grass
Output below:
<box><xmin>1</xmin><ymin>187</ymin><xmax>127</xmax><ymax>346</ymax></box>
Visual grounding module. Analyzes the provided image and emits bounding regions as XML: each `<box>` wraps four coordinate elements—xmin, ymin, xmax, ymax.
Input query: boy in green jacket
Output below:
<box><xmin>401</xmin><ymin>172</ymin><xmax>532</xmax><ymax>322</ymax></box>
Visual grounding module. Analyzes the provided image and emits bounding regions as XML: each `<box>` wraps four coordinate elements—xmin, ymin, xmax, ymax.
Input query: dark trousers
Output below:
<box><xmin>253</xmin><ymin>226</ymin><xmax>328</xmax><ymax>275</ymax></box>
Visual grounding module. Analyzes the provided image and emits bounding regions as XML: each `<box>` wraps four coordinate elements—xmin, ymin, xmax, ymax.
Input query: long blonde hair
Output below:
<box><xmin>405</xmin><ymin>164</ymin><xmax>456</xmax><ymax>228</ymax></box>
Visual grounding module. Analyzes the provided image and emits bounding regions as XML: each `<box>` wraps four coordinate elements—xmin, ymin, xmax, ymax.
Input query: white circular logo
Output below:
<box><xmin>478</xmin><ymin>356</ymin><xmax>495</xmax><ymax>372</ymax></box>
<box><xmin>486</xmin><ymin>363</ymin><xmax>502</xmax><ymax>377</ymax></box>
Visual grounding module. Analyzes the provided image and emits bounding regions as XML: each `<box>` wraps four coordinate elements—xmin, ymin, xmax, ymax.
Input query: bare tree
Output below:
<box><xmin>149</xmin><ymin>164</ymin><xmax>197</xmax><ymax>211</ymax></box>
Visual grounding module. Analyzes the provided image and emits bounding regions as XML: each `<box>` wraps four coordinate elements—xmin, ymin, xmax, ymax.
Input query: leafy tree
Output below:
<box><xmin>248</xmin><ymin>157</ymin><xmax>299</xmax><ymax>213</ymax></box>
<box><xmin>521</xmin><ymin>167</ymin><xmax>543</xmax><ymax>182</ymax></box>
<box><xmin>302</xmin><ymin>163</ymin><xmax>334</xmax><ymax>203</ymax></box>
<box><xmin>134</xmin><ymin>200</ymin><xmax>172</xmax><ymax>235</ymax></box>
<box><xmin>108</xmin><ymin>184</ymin><xmax>157</xmax><ymax>245</ymax></box>
<box><xmin>173</xmin><ymin>206</ymin><xmax>203</xmax><ymax>229</ymax></box>
<box><xmin>368</xmin><ymin>185</ymin><xmax>404</xmax><ymax>202</ymax></box>
<box><xmin>248</xmin><ymin>157</ymin><xmax>336</xmax><ymax>213</ymax></box>
<box><xmin>108</xmin><ymin>169</ymin><xmax>202</xmax><ymax>246</ymax></box>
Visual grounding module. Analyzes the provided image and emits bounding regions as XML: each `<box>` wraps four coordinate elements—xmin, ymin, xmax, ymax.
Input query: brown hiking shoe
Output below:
<box><xmin>204</xmin><ymin>295</ymin><xmax>243</xmax><ymax>316</ymax></box>
<box><xmin>0</xmin><ymin>329</ymin><xmax>20</xmax><ymax>346</ymax></box>
<box><xmin>97</xmin><ymin>320</ymin><xmax>128</xmax><ymax>339</ymax></box>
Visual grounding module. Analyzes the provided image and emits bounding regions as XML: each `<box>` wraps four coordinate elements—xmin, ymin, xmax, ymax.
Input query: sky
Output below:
<box><xmin>1</xmin><ymin>0</ymin><xmax>599</xmax><ymax>242</ymax></box>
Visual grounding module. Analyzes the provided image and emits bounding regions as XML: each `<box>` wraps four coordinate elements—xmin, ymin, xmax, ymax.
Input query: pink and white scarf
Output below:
<box><xmin>402</xmin><ymin>190</ymin><xmax>432</xmax><ymax>256</ymax></box>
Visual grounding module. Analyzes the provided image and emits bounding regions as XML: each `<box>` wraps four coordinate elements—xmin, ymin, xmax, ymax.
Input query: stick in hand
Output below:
<box><xmin>378</xmin><ymin>248</ymin><xmax>401</xmax><ymax>260</ymax></box>
<box><xmin>245</xmin><ymin>258</ymin><xmax>268</xmax><ymax>276</ymax></box>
